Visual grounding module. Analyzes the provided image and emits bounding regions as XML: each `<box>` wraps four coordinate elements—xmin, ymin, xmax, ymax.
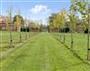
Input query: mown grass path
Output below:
<box><xmin>0</xmin><ymin>33</ymin><xmax>90</xmax><ymax>71</ymax></box>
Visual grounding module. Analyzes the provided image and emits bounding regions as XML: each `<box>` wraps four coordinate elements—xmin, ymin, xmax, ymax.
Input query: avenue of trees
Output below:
<box><xmin>48</xmin><ymin>0</ymin><xmax>89</xmax><ymax>33</ymax></box>
<box><xmin>1</xmin><ymin>0</ymin><xmax>90</xmax><ymax>60</ymax></box>
<box><xmin>48</xmin><ymin>0</ymin><xmax>90</xmax><ymax>60</ymax></box>
<box><xmin>5</xmin><ymin>9</ymin><xmax>43</xmax><ymax>32</ymax></box>
<box><xmin>5</xmin><ymin>8</ymin><xmax>43</xmax><ymax>48</ymax></box>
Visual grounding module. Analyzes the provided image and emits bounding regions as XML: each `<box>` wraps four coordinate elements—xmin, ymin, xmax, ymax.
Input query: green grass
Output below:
<box><xmin>52</xmin><ymin>33</ymin><xmax>90</xmax><ymax>62</ymax></box>
<box><xmin>0</xmin><ymin>32</ymin><xmax>90</xmax><ymax>71</ymax></box>
<box><xmin>0</xmin><ymin>31</ymin><xmax>37</xmax><ymax>52</ymax></box>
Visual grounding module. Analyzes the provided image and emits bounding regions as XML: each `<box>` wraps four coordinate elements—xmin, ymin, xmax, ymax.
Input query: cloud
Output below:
<box><xmin>29</xmin><ymin>4</ymin><xmax>52</xmax><ymax>25</ymax></box>
<box><xmin>30</xmin><ymin>5</ymin><xmax>51</xmax><ymax>14</ymax></box>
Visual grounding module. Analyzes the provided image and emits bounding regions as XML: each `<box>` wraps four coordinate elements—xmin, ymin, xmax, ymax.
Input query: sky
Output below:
<box><xmin>0</xmin><ymin>0</ymin><xmax>71</xmax><ymax>25</ymax></box>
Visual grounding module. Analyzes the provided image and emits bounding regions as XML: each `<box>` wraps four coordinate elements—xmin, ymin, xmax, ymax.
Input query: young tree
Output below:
<box><xmin>13</xmin><ymin>15</ymin><xmax>24</xmax><ymax>31</ymax></box>
<box><xmin>59</xmin><ymin>10</ymin><xmax>67</xmax><ymax>43</ymax></box>
<box><xmin>69</xmin><ymin>0</ymin><xmax>78</xmax><ymax>49</ymax></box>
<box><xmin>48</xmin><ymin>10</ymin><xmax>67</xmax><ymax>42</ymax></box>
<box><xmin>7</xmin><ymin>8</ymin><xmax>13</xmax><ymax>48</ymax></box>
<box><xmin>71</xmin><ymin>0</ymin><xmax>90</xmax><ymax>60</ymax></box>
<box><xmin>13</xmin><ymin>10</ymin><xmax>24</xmax><ymax>42</ymax></box>
<box><xmin>87</xmin><ymin>3</ymin><xmax>90</xmax><ymax>60</ymax></box>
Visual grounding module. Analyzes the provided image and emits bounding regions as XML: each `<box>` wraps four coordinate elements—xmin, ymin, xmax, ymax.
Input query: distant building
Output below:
<box><xmin>0</xmin><ymin>16</ymin><xmax>18</xmax><ymax>31</ymax></box>
<box><xmin>0</xmin><ymin>16</ymin><xmax>7</xmax><ymax>31</ymax></box>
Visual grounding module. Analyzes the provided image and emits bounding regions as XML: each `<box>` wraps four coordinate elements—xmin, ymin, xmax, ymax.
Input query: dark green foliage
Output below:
<box><xmin>20</xmin><ymin>27</ymin><xmax>30</xmax><ymax>32</ymax></box>
<box><xmin>84</xmin><ymin>28</ymin><xmax>89</xmax><ymax>33</ymax></box>
<box><xmin>13</xmin><ymin>15</ymin><xmax>24</xmax><ymax>25</ymax></box>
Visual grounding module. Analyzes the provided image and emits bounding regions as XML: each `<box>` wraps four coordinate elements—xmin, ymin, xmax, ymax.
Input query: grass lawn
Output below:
<box><xmin>52</xmin><ymin>33</ymin><xmax>90</xmax><ymax>62</ymax></box>
<box><xmin>0</xmin><ymin>32</ymin><xmax>90</xmax><ymax>71</ymax></box>
<box><xmin>0</xmin><ymin>31</ymin><xmax>36</xmax><ymax>52</ymax></box>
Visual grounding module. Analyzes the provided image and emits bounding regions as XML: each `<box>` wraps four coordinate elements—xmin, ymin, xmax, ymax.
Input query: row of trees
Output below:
<box><xmin>6</xmin><ymin>9</ymin><xmax>24</xmax><ymax>31</ymax></box>
<box><xmin>6</xmin><ymin>9</ymin><xmax>43</xmax><ymax>32</ymax></box>
<box><xmin>48</xmin><ymin>1</ymin><xmax>89</xmax><ymax>33</ymax></box>
<box><xmin>6</xmin><ymin>8</ymin><xmax>42</xmax><ymax>48</ymax></box>
<box><xmin>48</xmin><ymin>10</ymin><xmax>67</xmax><ymax>32</ymax></box>
<box><xmin>6</xmin><ymin>9</ymin><xmax>26</xmax><ymax>47</ymax></box>
<box><xmin>6</xmin><ymin>8</ymin><xmax>49</xmax><ymax>47</ymax></box>
<box><xmin>48</xmin><ymin>0</ymin><xmax>90</xmax><ymax>60</ymax></box>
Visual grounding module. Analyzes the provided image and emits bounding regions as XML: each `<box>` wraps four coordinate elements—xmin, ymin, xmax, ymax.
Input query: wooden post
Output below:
<box><xmin>87</xmin><ymin>49</ymin><xmax>90</xmax><ymax>60</ymax></box>
<box><xmin>29</xmin><ymin>25</ymin><xmax>30</xmax><ymax>38</ymax></box>
<box><xmin>71</xmin><ymin>30</ymin><xmax>73</xmax><ymax>49</ymax></box>
<box><xmin>69</xmin><ymin>12</ymin><xmax>74</xmax><ymax>49</ymax></box>
<box><xmin>63</xmin><ymin>29</ymin><xmax>65</xmax><ymax>43</ymax></box>
<box><xmin>8</xmin><ymin>8</ymin><xmax>13</xmax><ymax>48</ymax></box>
<box><xmin>87</xmin><ymin>4</ymin><xmax>90</xmax><ymax>60</ymax></box>
<box><xmin>19</xmin><ymin>31</ymin><xmax>22</xmax><ymax>42</ymax></box>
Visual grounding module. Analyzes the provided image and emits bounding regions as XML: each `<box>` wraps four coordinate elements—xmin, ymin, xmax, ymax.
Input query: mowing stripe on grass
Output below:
<box><xmin>0</xmin><ymin>33</ymin><xmax>90</xmax><ymax>71</ymax></box>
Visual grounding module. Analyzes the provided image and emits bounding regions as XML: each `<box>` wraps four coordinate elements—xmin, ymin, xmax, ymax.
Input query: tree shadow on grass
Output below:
<box><xmin>53</xmin><ymin>36</ymin><xmax>90</xmax><ymax>66</ymax></box>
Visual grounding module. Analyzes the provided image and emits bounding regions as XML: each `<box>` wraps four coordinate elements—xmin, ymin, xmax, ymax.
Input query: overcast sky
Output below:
<box><xmin>0</xmin><ymin>0</ymin><xmax>71</xmax><ymax>25</ymax></box>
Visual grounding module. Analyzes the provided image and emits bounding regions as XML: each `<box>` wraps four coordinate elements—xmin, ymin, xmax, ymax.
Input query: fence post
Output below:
<box><xmin>10</xmin><ymin>29</ymin><xmax>13</xmax><ymax>48</ymax></box>
<box><xmin>71</xmin><ymin>30</ymin><xmax>73</xmax><ymax>49</ymax></box>
<box><xmin>63</xmin><ymin>29</ymin><xmax>65</xmax><ymax>43</ymax></box>
<box><xmin>87</xmin><ymin>4</ymin><xmax>90</xmax><ymax>60</ymax></box>
<box><xmin>19</xmin><ymin>31</ymin><xmax>22</xmax><ymax>42</ymax></box>
<box><xmin>25</xmin><ymin>28</ymin><xmax>27</xmax><ymax>40</ymax></box>
<box><xmin>29</xmin><ymin>31</ymin><xmax>30</xmax><ymax>38</ymax></box>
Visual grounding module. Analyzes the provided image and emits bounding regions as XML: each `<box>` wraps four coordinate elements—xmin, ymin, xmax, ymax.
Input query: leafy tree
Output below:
<box><xmin>70</xmin><ymin>0</ymin><xmax>88</xmax><ymax>31</ymax></box>
<box><xmin>69</xmin><ymin>0</ymin><xmax>78</xmax><ymax>49</ymax></box>
<box><xmin>48</xmin><ymin>10</ymin><xmax>66</xmax><ymax>32</ymax></box>
<box><xmin>13</xmin><ymin>15</ymin><xmax>24</xmax><ymax>26</ymax></box>
<box><xmin>71</xmin><ymin>0</ymin><xmax>90</xmax><ymax>60</ymax></box>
